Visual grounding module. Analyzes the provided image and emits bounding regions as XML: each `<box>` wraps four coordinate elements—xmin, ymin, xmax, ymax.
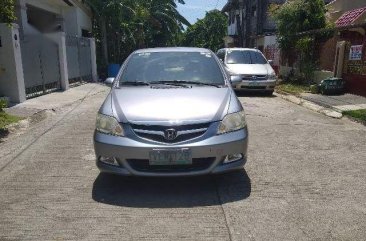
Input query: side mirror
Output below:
<box><xmin>104</xmin><ymin>77</ymin><xmax>115</xmax><ymax>86</ymax></box>
<box><xmin>268</xmin><ymin>60</ymin><xmax>274</xmax><ymax>65</ymax></box>
<box><xmin>230</xmin><ymin>75</ymin><xmax>242</xmax><ymax>86</ymax></box>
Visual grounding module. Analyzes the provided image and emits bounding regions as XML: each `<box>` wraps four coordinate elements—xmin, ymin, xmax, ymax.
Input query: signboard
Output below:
<box><xmin>349</xmin><ymin>45</ymin><xmax>363</xmax><ymax>61</ymax></box>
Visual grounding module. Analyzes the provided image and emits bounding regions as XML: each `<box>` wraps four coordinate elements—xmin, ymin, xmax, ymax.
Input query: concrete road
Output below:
<box><xmin>0</xmin><ymin>86</ymin><xmax>365</xmax><ymax>240</ymax></box>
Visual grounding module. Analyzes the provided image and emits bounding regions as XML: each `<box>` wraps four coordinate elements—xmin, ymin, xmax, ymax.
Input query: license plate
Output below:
<box><xmin>149</xmin><ymin>149</ymin><xmax>192</xmax><ymax>165</ymax></box>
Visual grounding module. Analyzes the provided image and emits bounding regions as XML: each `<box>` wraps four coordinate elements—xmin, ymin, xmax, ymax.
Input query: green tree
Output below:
<box><xmin>181</xmin><ymin>10</ymin><xmax>227</xmax><ymax>52</ymax></box>
<box><xmin>0</xmin><ymin>0</ymin><xmax>16</xmax><ymax>24</ymax></box>
<box><xmin>86</xmin><ymin>0</ymin><xmax>189</xmax><ymax>69</ymax></box>
<box><xmin>270</xmin><ymin>0</ymin><xmax>327</xmax><ymax>51</ymax></box>
<box><xmin>133</xmin><ymin>0</ymin><xmax>190</xmax><ymax>48</ymax></box>
<box><xmin>270</xmin><ymin>0</ymin><xmax>330</xmax><ymax>83</ymax></box>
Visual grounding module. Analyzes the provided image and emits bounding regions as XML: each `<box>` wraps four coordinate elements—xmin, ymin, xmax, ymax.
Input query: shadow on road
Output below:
<box><xmin>92</xmin><ymin>169</ymin><xmax>251</xmax><ymax>208</ymax></box>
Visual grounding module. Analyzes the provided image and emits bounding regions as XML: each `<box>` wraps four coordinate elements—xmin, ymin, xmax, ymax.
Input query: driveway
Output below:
<box><xmin>0</xmin><ymin>87</ymin><xmax>365</xmax><ymax>240</ymax></box>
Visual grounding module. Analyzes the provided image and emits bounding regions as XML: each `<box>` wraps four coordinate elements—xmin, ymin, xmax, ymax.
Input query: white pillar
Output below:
<box><xmin>334</xmin><ymin>41</ymin><xmax>346</xmax><ymax>78</ymax></box>
<box><xmin>0</xmin><ymin>24</ymin><xmax>26</xmax><ymax>103</ymax></box>
<box><xmin>16</xmin><ymin>0</ymin><xmax>28</xmax><ymax>38</ymax></box>
<box><xmin>58</xmin><ymin>32</ymin><xmax>69</xmax><ymax>90</ymax></box>
<box><xmin>90</xmin><ymin>38</ymin><xmax>98</xmax><ymax>82</ymax></box>
<box><xmin>46</xmin><ymin>32</ymin><xmax>69</xmax><ymax>90</ymax></box>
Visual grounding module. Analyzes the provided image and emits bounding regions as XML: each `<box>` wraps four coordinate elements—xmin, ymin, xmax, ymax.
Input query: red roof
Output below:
<box><xmin>335</xmin><ymin>7</ymin><xmax>366</xmax><ymax>27</ymax></box>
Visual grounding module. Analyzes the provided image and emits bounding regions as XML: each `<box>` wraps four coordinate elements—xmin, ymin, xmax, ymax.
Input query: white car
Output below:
<box><xmin>217</xmin><ymin>48</ymin><xmax>277</xmax><ymax>95</ymax></box>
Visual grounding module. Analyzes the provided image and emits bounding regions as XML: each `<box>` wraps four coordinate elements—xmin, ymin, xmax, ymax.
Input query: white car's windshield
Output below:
<box><xmin>119</xmin><ymin>52</ymin><xmax>225</xmax><ymax>85</ymax></box>
<box><xmin>226</xmin><ymin>50</ymin><xmax>268</xmax><ymax>64</ymax></box>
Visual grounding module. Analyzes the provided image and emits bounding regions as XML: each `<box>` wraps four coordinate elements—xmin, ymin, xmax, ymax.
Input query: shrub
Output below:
<box><xmin>0</xmin><ymin>99</ymin><xmax>8</xmax><ymax>112</ymax></box>
<box><xmin>0</xmin><ymin>0</ymin><xmax>16</xmax><ymax>24</ymax></box>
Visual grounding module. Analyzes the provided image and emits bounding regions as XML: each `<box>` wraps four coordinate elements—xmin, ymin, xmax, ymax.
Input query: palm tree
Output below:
<box><xmin>85</xmin><ymin>0</ymin><xmax>136</xmax><ymax>65</ymax></box>
<box><xmin>132</xmin><ymin>0</ymin><xmax>190</xmax><ymax>48</ymax></box>
<box><xmin>85</xmin><ymin>0</ymin><xmax>189</xmax><ymax>65</ymax></box>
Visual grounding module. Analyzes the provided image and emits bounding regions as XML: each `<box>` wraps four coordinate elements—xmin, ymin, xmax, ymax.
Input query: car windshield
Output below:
<box><xmin>226</xmin><ymin>50</ymin><xmax>268</xmax><ymax>64</ymax></box>
<box><xmin>119</xmin><ymin>51</ymin><xmax>225</xmax><ymax>85</ymax></box>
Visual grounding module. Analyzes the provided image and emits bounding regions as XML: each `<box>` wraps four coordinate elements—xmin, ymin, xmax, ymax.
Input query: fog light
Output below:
<box><xmin>99</xmin><ymin>156</ymin><xmax>119</xmax><ymax>166</ymax></box>
<box><xmin>223</xmin><ymin>153</ymin><xmax>243</xmax><ymax>164</ymax></box>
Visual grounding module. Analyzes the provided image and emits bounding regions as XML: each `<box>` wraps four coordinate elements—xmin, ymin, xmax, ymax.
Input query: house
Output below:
<box><xmin>318</xmin><ymin>0</ymin><xmax>366</xmax><ymax>96</ymax></box>
<box><xmin>222</xmin><ymin>0</ymin><xmax>334</xmax><ymax>75</ymax></box>
<box><xmin>222</xmin><ymin>0</ymin><xmax>284</xmax><ymax>48</ymax></box>
<box><xmin>221</xmin><ymin>0</ymin><xmax>286</xmax><ymax>73</ymax></box>
<box><xmin>0</xmin><ymin>0</ymin><xmax>97</xmax><ymax>103</ymax></box>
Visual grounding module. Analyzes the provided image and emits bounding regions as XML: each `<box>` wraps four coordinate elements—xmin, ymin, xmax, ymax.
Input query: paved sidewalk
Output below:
<box><xmin>301</xmin><ymin>93</ymin><xmax>366</xmax><ymax>112</ymax></box>
<box><xmin>5</xmin><ymin>83</ymin><xmax>108</xmax><ymax>118</ymax></box>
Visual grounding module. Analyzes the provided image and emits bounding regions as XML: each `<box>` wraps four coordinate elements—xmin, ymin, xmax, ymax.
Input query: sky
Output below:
<box><xmin>177</xmin><ymin>0</ymin><xmax>227</xmax><ymax>24</ymax></box>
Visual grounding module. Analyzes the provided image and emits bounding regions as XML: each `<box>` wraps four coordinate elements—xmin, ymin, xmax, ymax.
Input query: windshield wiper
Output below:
<box><xmin>154</xmin><ymin>80</ymin><xmax>222</xmax><ymax>88</ymax></box>
<box><xmin>119</xmin><ymin>81</ymin><xmax>150</xmax><ymax>86</ymax></box>
<box><xmin>151</xmin><ymin>80</ymin><xmax>191</xmax><ymax>88</ymax></box>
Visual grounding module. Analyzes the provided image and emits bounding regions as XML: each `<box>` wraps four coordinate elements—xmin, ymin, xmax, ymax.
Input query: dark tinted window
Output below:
<box><xmin>120</xmin><ymin>52</ymin><xmax>224</xmax><ymax>84</ymax></box>
<box><xmin>226</xmin><ymin>50</ymin><xmax>267</xmax><ymax>64</ymax></box>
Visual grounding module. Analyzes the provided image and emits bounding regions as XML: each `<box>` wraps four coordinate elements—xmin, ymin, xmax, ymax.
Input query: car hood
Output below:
<box><xmin>110</xmin><ymin>87</ymin><xmax>232</xmax><ymax>124</ymax></box>
<box><xmin>226</xmin><ymin>63</ymin><xmax>273</xmax><ymax>75</ymax></box>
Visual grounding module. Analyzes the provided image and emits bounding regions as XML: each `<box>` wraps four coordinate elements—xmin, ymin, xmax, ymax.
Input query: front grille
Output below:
<box><xmin>130</xmin><ymin>123</ymin><xmax>210</xmax><ymax>143</ymax></box>
<box><xmin>242</xmin><ymin>74</ymin><xmax>267</xmax><ymax>81</ymax></box>
<box><xmin>127</xmin><ymin>158</ymin><xmax>215</xmax><ymax>173</ymax></box>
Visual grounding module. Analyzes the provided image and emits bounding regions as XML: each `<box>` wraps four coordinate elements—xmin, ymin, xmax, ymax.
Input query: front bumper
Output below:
<box><xmin>233</xmin><ymin>80</ymin><xmax>276</xmax><ymax>91</ymax></box>
<box><xmin>94</xmin><ymin>128</ymin><xmax>248</xmax><ymax>177</ymax></box>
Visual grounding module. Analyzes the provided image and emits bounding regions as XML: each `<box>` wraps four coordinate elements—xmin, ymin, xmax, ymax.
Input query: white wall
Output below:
<box><xmin>264</xmin><ymin>35</ymin><xmax>278</xmax><ymax>46</ymax></box>
<box><xmin>24</xmin><ymin>0</ymin><xmax>63</xmax><ymax>15</ymax></box>
<box><xmin>62</xmin><ymin>7</ymin><xmax>78</xmax><ymax>36</ymax></box>
<box><xmin>228</xmin><ymin>23</ymin><xmax>238</xmax><ymax>36</ymax></box>
<box><xmin>18</xmin><ymin>0</ymin><xmax>92</xmax><ymax>37</ymax></box>
<box><xmin>260</xmin><ymin>35</ymin><xmax>280</xmax><ymax>67</ymax></box>
<box><xmin>62</xmin><ymin>6</ymin><xmax>92</xmax><ymax>37</ymax></box>
<box><xmin>76</xmin><ymin>8</ymin><xmax>92</xmax><ymax>36</ymax></box>
<box><xmin>20</xmin><ymin>0</ymin><xmax>64</xmax><ymax>35</ymax></box>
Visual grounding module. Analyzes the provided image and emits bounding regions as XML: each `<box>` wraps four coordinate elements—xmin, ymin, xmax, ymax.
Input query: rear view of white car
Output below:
<box><xmin>217</xmin><ymin>48</ymin><xmax>277</xmax><ymax>95</ymax></box>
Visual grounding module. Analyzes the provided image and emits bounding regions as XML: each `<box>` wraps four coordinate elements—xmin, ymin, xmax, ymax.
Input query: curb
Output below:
<box><xmin>2</xmin><ymin>109</ymin><xmax>54</xmax><ymax>137</ymax></box>
<box><xmin>274</xmin><ymin>90</ymin><xmax>343</xmax><ymax>119</ymax></box>
<box><xmin>1</xmin><ymin>84</ymin><xmax>107</xmax><ymax>139</ymax></box>
<box><xmin>342</xmin><ymin>115</ymin><xmax>366</xmax><ymax>126</ymax></box>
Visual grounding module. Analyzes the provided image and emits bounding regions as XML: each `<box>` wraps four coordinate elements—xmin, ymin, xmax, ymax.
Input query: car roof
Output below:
<box><xmin>134</xmin><ymin>47</ymin><xmax>212</xmax><ymax>54</ymax></box>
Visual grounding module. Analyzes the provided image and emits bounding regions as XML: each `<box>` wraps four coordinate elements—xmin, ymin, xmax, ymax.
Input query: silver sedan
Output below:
<box><xmin>94</xmin><ymin>47</ymin><xmax>248</xmax><ymax>177</ymax></box>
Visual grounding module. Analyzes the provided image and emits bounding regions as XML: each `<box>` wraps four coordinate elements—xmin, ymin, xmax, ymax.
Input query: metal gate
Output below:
<box><xmin>66</xmin><ymin>36</ymin><xmax>92</xmax><ymax>85</ymax></box>
<box><xmin>21</xmin><ymin>35</ymin><xmax>61</xmax><ymax>99</ymax></box>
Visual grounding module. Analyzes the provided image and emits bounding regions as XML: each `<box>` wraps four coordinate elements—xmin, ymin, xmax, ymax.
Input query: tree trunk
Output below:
<box><xmin>101</xmin><ymin>17</ymin><xmax>109</xmax><ymax>65</ymax></box>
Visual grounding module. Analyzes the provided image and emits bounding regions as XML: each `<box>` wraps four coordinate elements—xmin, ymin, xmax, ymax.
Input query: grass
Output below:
<box><xmin>275</xmin><ymin>83</ymin><xmax>310</xmax><ymax>95</ymax></box>
<box><xmin>342</xmin><ymin>109</ymin><xmax>366</xmax><ymax>123</ymax></box>
<box><xmin>0</xmin><ymin>111</ymin><xmax>22</xmax><ymax>130</ymax></box>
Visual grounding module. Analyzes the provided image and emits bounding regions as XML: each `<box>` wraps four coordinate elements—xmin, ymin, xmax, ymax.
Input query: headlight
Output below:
<box><xmin>217</xmin><ymin>110</ymin><xmax>247</xmax><ymax>134</ymax></box>
<box><xmin>267</xmin><ymin>73</ymin><xmax>277</xmax><ymax>80</ymax></box>
<box><xmin>96</xmin><ymin>113</ymin><xmax>124</xmax><ymax>136</ymax></box>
